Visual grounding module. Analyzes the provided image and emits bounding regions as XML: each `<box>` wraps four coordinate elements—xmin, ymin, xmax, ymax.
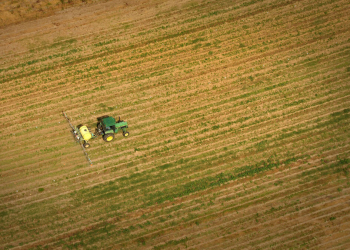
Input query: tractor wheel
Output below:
<box><xmin>103</xmin><ymin>133</ymin><xmax>114</xmax><ymax>142</ymax></box>
<box><xmin>77</xmin><ymin>124</ymin><xmax>83</xmax><ymax>129</ymax></box>
<box><xmin>83</xmin><ymin>142</ymin><xmax>90</xmax><ymax>148</ymax></box>
<box><xmin>123</xmin><ymin>131</ymin><xmax>129</xmax><ymax>137</ymax></box>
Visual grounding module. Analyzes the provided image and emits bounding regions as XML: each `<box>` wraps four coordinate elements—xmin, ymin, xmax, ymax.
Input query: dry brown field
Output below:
<box><xmin>1</xmin><ymin>0</ymin><xmax>350</xmax><ymax>249</ymax></box>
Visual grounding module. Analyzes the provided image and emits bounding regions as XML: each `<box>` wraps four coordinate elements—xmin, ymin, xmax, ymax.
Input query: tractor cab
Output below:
<box><xmin>96</xmin><ymin>115</ymin><xmax>129</xmax><ymax>142</ymax></box>
<box><xmin>101</xmin><ymin>116</ymin><xmax>116</xmax><ymax>133</ymax></box>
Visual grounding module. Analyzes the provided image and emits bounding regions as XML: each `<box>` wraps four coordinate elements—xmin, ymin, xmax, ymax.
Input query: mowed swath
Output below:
<box><xmin>0</xmin><ymin>0</ymin><xmax>349</xmax><ymax>249</ymax></box>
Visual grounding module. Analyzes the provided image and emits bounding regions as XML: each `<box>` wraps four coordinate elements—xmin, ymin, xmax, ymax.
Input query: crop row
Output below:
<box><xmin>1</xmin><ymin>47</ymin><xmax>348</xmax><ymax>181</ymax></box>
<box><xmin>2</xmin><ymin>111</ymin><xmax>348</xmax><ymax>246</ymax></box>
<box><xmin>0</xmin><ymin>0</ymin><xmax>344</xmax><ymax>95</ymax></box>
<box><xmin>30</xmin><ymin>152</ymin><xmax>350</xmax><ymax>249</ymax></box>
<box><xmin>1</xmin><ymin>46</ymin><xmax>348</xmax><ymax>203</ymax></box>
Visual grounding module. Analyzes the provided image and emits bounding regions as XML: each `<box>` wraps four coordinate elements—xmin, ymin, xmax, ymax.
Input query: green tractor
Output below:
<box><xmin>63</xmin><ymin>112</ymin><xmax>129</xmax><ymax>149</ymax></box>
<box><xmin>95</xmin><ymin>115</ymin><xmax>130</xmax><ymax>142</ymax></box>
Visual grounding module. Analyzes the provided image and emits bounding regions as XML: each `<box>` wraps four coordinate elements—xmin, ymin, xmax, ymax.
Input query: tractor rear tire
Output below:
<box><xmin>83</xmin><ymin>142</ymin><xmax>90</xmax><ymax>148</ymax></box>
<box><xmin>123</xmin><ymin>131</ymin><xmax>129</xmax><ymax>137</ymax></box>
<box><xmin>103</xmin><ymin>133</ymin><xmax>114</xmax><ymax>142</ymax></box>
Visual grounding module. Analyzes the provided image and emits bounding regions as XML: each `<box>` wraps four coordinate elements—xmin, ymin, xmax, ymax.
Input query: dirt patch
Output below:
<box><xmin>0</xmin><ymin>0</ymin><xmax>113</xmax><ymax>28</ymax></box>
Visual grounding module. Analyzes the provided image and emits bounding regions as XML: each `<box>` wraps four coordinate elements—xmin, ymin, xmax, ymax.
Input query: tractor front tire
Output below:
<box><xmin>123</xmin><ymin>131</ymin><xmax>129</xmax><ymax>137</ymax></box>
<box><xmin>103</xmin><ymin>133</ymin><xmax>115</xmax><ymax>142</ymax></box>
<box><xmin>83</xmin><ymin>142</ymin><xmax>90</xmax><ymax>148</ymax></box>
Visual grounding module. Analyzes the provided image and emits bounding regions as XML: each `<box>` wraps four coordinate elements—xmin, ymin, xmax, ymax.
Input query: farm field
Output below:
<box><xmin>0</xmin><ymin>0</ymin><xmax>350</xmax><ymax>249</ymax></box>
